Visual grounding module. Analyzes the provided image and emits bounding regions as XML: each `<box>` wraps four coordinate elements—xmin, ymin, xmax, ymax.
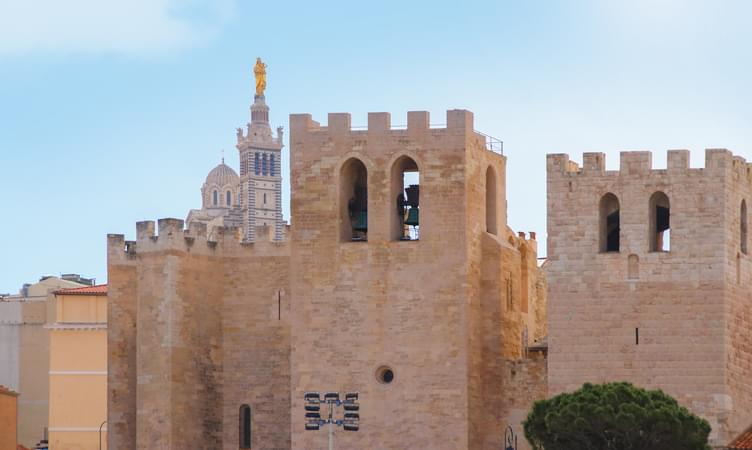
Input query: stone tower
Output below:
<box><xmin>546</xmin><ymin>149</ymin><xmax>752</xmax><ymax>446</ymax></box>
<box><xmin>236</xmin><ymin>93</ymin><xmax>285</xmax><ymax>241</ymax></box>
<box><xmin>289</xmin><ymin>110</ymin><xmax>545</xmax><ymax>449</ymax></box>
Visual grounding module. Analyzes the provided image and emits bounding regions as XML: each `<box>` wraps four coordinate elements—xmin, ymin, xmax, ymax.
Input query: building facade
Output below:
<box><xmin>546</xmin><ymin>150</ymin><xmax>752</xmax><ymax>447</ymax></box>
<box><xmin>0</xmin><ymin>385</ymin><xmax>19</xmax><ymax>450</ymax></box>
<box><xmin>0</xmin><ymin>275</ymin><xmax>93</xmax><ymax>448</ymax></box>
<box><xmin>107</xmin><ymin>109</ymin><xmax>547</xmax><ymax>450</ymax></box>
<box><xmin>48</xmin><ymin>285</ymin><xmax>108</xmax><ymax>450</ymax></box>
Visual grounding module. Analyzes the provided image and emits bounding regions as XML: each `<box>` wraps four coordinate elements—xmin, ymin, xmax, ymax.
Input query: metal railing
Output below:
<box><xmin>475</xmin><ymin>130</ymin><xmax>504</xmax><ymax>155</ymax></box>
<box><xmin>337</xmin><ymin>124</ymin><xmax>505</xmax><ymax>154</ymax></box>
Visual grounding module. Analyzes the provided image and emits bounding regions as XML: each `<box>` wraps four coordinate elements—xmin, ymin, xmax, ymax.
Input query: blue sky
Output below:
<box><xmin>2</xmin><ymin>0</ymin><xmax>752</xmax><ymax>293</ymax></box>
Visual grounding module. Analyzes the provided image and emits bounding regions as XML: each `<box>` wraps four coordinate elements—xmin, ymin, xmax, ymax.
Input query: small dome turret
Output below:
<box><xmin>205</xmin><ymin>162</ymin><xmax>239</xmax><ymax>187</ymax></box>
<box><xmin>201</xmin><ymin>161</ymin><xmax>240</xmax><ymax>209</ymax></box>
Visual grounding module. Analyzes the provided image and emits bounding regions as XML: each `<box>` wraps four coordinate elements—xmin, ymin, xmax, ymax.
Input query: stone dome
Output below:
<box><xmin>205</xmin><ymin>162</ymin><xmax>239</xmax><ymax>187</ymax></box>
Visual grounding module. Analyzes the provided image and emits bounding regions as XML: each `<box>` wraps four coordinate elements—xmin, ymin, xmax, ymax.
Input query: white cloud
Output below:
<box><xmin>0</xmin><ymin>0</ymin><xmax>235</xmax><ymax>56</ymax></box>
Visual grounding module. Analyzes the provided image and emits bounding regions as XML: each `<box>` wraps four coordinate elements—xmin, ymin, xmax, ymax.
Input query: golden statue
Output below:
<box><xmin>253</xmin><ymin>57</ymin><xmax>267</xmax><ymax>96</ymax></box>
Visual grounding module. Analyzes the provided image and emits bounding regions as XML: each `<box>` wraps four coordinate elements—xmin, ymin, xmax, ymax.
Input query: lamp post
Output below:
<box><xmin>304</xmin><ymin>391</ymin><xmax>360</xmax><ymax>450</ymax></box>
<box><xmin>504</xmin><ymin>425</ymin><xmax>517</xmax><ymax>450</ymax></box>
<box><xmin>99</xmin><ymin>420</ymin><xmax>107</xmax><ymax>450</ymax></box>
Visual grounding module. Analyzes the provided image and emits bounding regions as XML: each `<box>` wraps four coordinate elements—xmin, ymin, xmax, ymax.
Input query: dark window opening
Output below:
<box><xmin>262</xmin><ymin>154</ymin><xmax>268</xmax><ymax>176</ymax></box>
<box><xmin>635</xmin><ymin>328</ymin><xmax>639</xmax><ymax>345</ymax></box>
<box><xmin>270</xmin><ymin>154</ymin><xmax>275</xmax><ymax>177</ymax></box>
<box><xmin>226</xmin><ymin>190</ymin><xmax>232</xmax><ymax>206</ymax></box>
<box><xmin>212</xmin><ymin>190</ymin><xmax>218</xmax><ymax>206</ymax></box>
<box><xmin>486</xmin><ymin>166</ymin><xmax>498</xmax><ymax>235</ymax></box>
<box><xmin>742</xmin><ymin>200</ymin><xmax>748</xmax><ymax>255</ymax></box>
<box><xmin>340</xmin><ymin>158</ymin><xmax>368</xmax><ymax>242</ymax></box>
<box><xmin>239</xmin><ymin>404</ymin><xmax>251</xmax><ymax>448</ymax></box>
<box><xmin>376</xmin><ymin>366</ymin><xmax>394</xmax><ymax>384</ymax></box>
<box><xmin>391</xmin><ymin>156</ymin><xmax>420</xmax><ymax>241</ymax></box>
<box><xmin>649</xmin><ymin>192</ymin><xmax>670</xmax><ymax>252</ymax></box>
<box><xmin>599</xmin><ymin>193</ymin><xmax>620</xmax><ymax>252</ymax></box>
<box><xmin>254</xmin><ymin>153</ymin><xmax>260</xmax><ymax>175</ymax></box>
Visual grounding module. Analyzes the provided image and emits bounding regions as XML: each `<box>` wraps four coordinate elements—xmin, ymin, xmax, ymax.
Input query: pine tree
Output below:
<box><xmin>523</xmin><ymin>381</ymin><xmax>711</xmax><ymax>450</ymax></box>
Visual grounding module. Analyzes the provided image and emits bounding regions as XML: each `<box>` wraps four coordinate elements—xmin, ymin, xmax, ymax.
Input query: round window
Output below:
<box><xmin>376</xmin><ymin>366</ymin><xmax>394</xmax><ymax>384</ymax></box>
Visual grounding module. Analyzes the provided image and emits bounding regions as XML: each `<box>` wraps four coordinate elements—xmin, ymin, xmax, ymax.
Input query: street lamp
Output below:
<box><xmin>99</xmin><ymin>420</ymin><xmax>107</xmax><ymax>450</ymax></box>
<box><xmin>504</xmin><ymin>425</ymin><xmax>517</xmax><ymax>450</ymax></box>
<box><xmin>304</xmin><ymin>391</ymin><xmax>360</xmax><ymax>450</ymax></box>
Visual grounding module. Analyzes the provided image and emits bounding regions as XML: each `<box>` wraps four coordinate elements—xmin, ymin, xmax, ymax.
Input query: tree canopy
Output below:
<box><xmin>523</xmin><ymin>381</ymin><xmax>711</xmax><ymax>450</ymax></box>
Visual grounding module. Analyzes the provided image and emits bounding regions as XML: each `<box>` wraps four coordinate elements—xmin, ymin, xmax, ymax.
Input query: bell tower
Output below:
<box><xmin>236</xmin><ymin>58</ymin><xmax>285</xmax><ymax>241</ymax></box>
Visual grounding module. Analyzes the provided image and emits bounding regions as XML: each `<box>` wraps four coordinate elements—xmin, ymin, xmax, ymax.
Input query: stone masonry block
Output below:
<box><xmin>157</xmin><ymin>218</ymin><xmax>184</xmax><ymax>236</ymax></box>
<box><xmin>583</xmin><ymin>152</ymin><xmax>605</xmax><ymax>174</ymax></box>
<box><xmin>136</xmin><ymin>221</ymin><xmax>155</xmax><ymax>240</ymax></box>
<box><xmin>619</xmin><ymin>151</ymin><xmax>652</xmax><ymax>175</ymax></box>
<box><xmin>367</xmin><ymin>112</ymin><xmax>391</xmax><ymax>133</ymax></box>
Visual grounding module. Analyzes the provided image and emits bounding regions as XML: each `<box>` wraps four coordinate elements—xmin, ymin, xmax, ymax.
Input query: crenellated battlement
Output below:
<box><xmin>546</xmin><ymin>148</ymin><xmax>748</xmax><ymax>179</ymax></box>
<box><xmin>290</xmin><ymin>109</ymin><xmax>499</xmax><ymax>153</ymax></box>
<box><xmin>107</xmin><ymin>218</ymin><xmax>289</xmax><ymax>261</ymax></box>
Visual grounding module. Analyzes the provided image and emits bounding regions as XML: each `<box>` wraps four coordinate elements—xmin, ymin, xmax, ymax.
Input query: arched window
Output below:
<box><xmin>212</xmin><ymin>190</ymin><xmax>218</xmax><ymax>206</ymax></box>
<box><xmin>262</xmin><ymin>154</ymin><xmax>268</xmax><ymax>176</ymax></box>
<box><xmin>239</xmin><ymin>404</ymin><xmax>251</xmax><ymax>448</ymax></box>
<box><xmin>390</xmin><ymin>156</ymin><xmax>420</xmax><ymax>241</ymax></box>
<box><xmin>742</xmin><ymin>200</ymin><xmax>748</xmax><ymax>254</ymax></box>
<box><xmin>485</xmin><ymin>166</ymin><xmax>497</xmax><ymax>235</ymax></box>
<box><xmin>254</xmin><ymin>153</ymin><xmax>260</xmax><ymax>175</ymax></box>
<box><xmin>649</xmin><ymin>191</ymin><xmax>670</xmax><ymax>252</ymax></box>
<box><xmin>340</xmin><ymin>158</ymin><xmax>368</xmax><ymax>241</ymax></box>
<box><xmin>226</xmin><ymin>190</ymin><xmax>232</xmax><ymax>206</ymax></box>
<box><xmin>270</xmin><ymin>154</ymin><xmax>275</xmax><ymax>176</ymax></box>
<box><xmin>599</xmin><ymin>193</ymin><xmax>620</xmax><ymax>252</ymax></box>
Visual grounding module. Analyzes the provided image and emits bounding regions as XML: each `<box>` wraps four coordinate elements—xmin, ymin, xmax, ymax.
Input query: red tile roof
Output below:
<box><xmin>53</xmin><ymin>284</ymin><xmax>108</xmax><ymax>296</ymax></box>
<box><xmin>0</xmin><ymin>384</ymin><xmax>19</xmax><ymax>396</ymax></box>
<box><xmin>730</xmin><ymin>426</ymin><xmax>752</xmax><ymax>450</ymax></box>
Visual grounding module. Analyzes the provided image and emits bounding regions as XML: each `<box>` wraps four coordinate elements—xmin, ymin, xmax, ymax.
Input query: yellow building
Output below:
<box><xmin>0</xmin><ymin>274</ymin><xmax>93</xmax><ymax>447</ymax></box>
<box><xmin>0</xmin><ymin>385</ymin><xmax>19</xmax><ymax>450</ymax></box>
<box><xmin>49</xmin><ymin>285</ymin><xmax>107</xmax><ymax>450</ymax></box>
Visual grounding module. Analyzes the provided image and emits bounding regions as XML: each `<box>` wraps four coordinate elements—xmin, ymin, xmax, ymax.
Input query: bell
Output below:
<box><xmin>353</xmin><ymin>211</ymin><xmax>368</xmax><ymax>232</ymax></box>
<box><xmin>405</xmin><ymin>207</ymin><xmax>419</xmax><ymax>226</ymax></box>
<box><xmin>405</xmin><ymin>184</ymin><xmax>419</xmax><ymax>208</ymax></box>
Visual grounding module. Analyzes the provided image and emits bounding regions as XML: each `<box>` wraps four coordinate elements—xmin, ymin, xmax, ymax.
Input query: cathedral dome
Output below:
<box><xmin>205</xmin><ymin>162</ymin><xmax>239</xmax><ymax>187</ymax></box>
<box><xmin>202</xmin><ymin>161</ymin><xmax>240</xmax><ymax>209</ymax></box>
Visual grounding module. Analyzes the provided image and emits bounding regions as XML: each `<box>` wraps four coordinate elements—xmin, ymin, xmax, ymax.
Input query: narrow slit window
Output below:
<box><xmin>599</xmin><ymin>193</ymin><xmax>620</xmax><ymax>252</ymax></box>
<box><xmin>254</xmin><ymin>153</ymin><xmax>260</xmax><ymax>175</ymax></box>
<box><xmin>649</xmin><ymin>192</ymin><xmax>670</xmax><ymax>252</ymax></box>
<box><xmin>239</xmin><ymin>404</ymin><xmax>251</xmax><ymax>448</ymax></box>
<box><xmin>742</xmin><ymin>200</ymin><xmax>748</xmax><ymax>254</ymax></box>
<box><xmin>226</xmin><ymin>191</ymin><xmax>232</xmax><ymax>206</ymax></box>
<box><xmin>485</xmin><ymin>166</ymin><xmax>498</xmax><ymax>235</ymax></box>
<box><xmin>213</xmin><ymin>190</ymin><xmax>218</xmax><ymax>206</ymax></box>
<box><xmin>262</xmin><ymin>154</ymin><xmax>268</xmax><ymax>176</ymax></box>
<box><xmin>270</xmin><ymin>154</ymin><xmax>275</xmax><ymax>176</ymax></box>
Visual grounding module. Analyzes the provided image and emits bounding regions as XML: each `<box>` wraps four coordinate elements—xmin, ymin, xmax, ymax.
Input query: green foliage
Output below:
<box><xmin>523</xmin><ymin>381</ymin><xmax>711</xmax><ymax>450</ymax></box>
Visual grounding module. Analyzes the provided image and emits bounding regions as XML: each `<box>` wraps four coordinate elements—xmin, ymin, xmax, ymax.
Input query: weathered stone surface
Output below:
<box><xmin>546</xmin><ymin>150</ymin><xmax>752</xmax><ymax>446</ymax></box>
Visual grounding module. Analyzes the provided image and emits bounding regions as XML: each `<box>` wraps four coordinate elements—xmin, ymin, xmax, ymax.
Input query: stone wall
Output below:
<box><xmin>500</xmin><ymin>353</ymin><xmax>547</xmax><ymax>450</ymax></box>
<box><xmin>107</xmin><ymin>220</ymin><xmax>290</xmax><ymax>450</ymax></box>
<box><xmin>725</xmin><ymin>155</ymin><xmax>752</xmax><ymax>442</ymax></box>
<box><xmin>546</xmin><ymin>149</ymin><xmax>751</xmax><ymax>446</ymax></box>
